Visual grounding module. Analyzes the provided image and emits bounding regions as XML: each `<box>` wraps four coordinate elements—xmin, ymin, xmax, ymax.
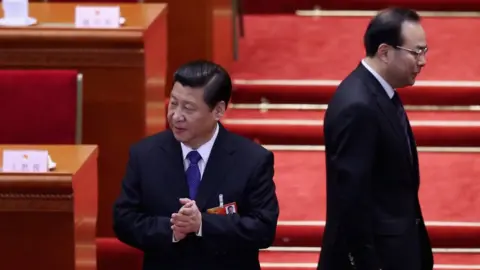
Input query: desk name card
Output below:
<box><xmin>75</xmin><ymin>6</ymin><xmax>120</xmax><ymax>28</ymax></box>
<box><xmin>2</xmin><ymin>150</ymin><xmax>49</xmax><ymax>173</ymax></box>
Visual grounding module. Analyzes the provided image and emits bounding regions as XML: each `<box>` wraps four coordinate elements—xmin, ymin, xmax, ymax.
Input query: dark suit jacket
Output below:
<box><xmin>113</xmin><ymin>124</ymin><xmax>279</xmax><ymax>270</ymax></box>
<box><xmin>318</xmin><ymin>63</ymin><xmax>433</xmax><ymax>270</ymax></box>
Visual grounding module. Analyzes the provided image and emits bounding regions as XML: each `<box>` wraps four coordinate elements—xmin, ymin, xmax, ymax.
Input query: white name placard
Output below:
<box><xmin>2</xmin><ymin>150</ymin><xmax>49</xmax><ymax>173</ymax></box>
<box><xmin>75</xmin><ymin>6</ymin><xmax>120</xmax><ymax>28</ymax></box>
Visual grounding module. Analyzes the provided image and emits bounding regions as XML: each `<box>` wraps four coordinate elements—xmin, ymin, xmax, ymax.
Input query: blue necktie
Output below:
<box><xmin>186</xmin><ymin>151</ymin><xmax>201</xmax><ymax>199</ymax></box>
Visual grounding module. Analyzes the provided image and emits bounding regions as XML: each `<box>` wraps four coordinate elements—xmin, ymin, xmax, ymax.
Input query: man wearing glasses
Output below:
<box><xmin>318</xmin><ymin>8</ymin><xmax>432</xmax><ymax>270</ymax></box>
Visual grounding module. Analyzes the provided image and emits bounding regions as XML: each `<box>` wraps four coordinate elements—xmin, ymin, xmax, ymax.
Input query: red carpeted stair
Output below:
<box><xmin>96</xmin><ymin>148</ymin><xmax>480</xmax><ymax>269</ymax></box>
<box><xmin>241</xmin><ymin>0</ymin><xmax>480</xmax><ymax>14</ymax></box>
<box><xmin>231</xmin><ymin>16</ymin><xmax>480</xmax><ymax>81</ymax></box>
<box><xmin>227</xmin><ymin>13</ymin><xmax>480</xmax><ymax>270</ymax></box>
<box><xmin>222</xmin><ymin>108</ymin><xmax>480</xmax><ymax>146</ymax></box>
<box><xmin>98</xmin><ymin>14</ymin><xmax>480</xmax><ymax>270</ymax></box>
<box><xmin>270</xmin><ymin>149</ymin><xmax>480</xmax><ymax>247</ymax></box>
<box><xmin>232</xmin><ymin>80</ymin><xmax>480</xmax><ymax>105</ymax></box>
<box><xmin>97</xmin><ymin>238</ymin><xmax>480</xmax><ymax>270</ymax></box>
<box><xmin>259</xmin><ymin>249</ymin><xmax>480</xmax><ymax>270</ymax></box>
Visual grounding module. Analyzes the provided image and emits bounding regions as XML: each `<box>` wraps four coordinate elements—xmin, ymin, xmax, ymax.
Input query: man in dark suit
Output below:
<box><xmin>318</xmin><ymin>8</ymin><xmax>433</xmax><ymax>270</ymax></box>
<box><xmin>113</xmin><ymin>60</ymin><xmax>279</xmax><ymax>270</ymax></box>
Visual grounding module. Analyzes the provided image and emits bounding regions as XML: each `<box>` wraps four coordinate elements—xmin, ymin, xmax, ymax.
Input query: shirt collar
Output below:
<box><xmin>180</xmin><ymin>123</ymin><xmax>219</xmax><ymax>163</ymax></box>
<box><xmin>361</xmin><ymin>59</ymin><xmax>395</xmax><ymax>99</ymax></box>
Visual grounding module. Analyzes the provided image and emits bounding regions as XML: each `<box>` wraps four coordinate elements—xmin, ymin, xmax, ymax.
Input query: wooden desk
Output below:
<box><xmin>0</xmin><ymin>145</ymin><xmax>98</xmax><ymax>270</ymax></box>
<box><xmin>0</xmin><ymin>3</ymin><xmax>167</xmax><ymax>236</ymax></box>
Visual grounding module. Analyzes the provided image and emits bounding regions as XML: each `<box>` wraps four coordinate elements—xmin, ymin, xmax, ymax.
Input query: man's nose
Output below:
<box><xmin>171</xmin><ymin>110</ymin><xmax>184</xmax><ymax>121</ymax></box>
<box><xmin>417</xmin><ymin>53</ymin><xmax>426</xmax><ymax>67</ymax></box>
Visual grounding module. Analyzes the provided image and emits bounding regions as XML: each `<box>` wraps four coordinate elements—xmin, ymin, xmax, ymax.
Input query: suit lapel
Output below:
<box><xmin>406</xmin><ymin>118</ymin><xmax>421</xmax><ymax>185</ymax></box>
<box><xmin>356</xmin><ymin>64</ymin><xmax>413</xmax><ymax>169</ymax></box>
<box><xmin>160</xmin><ymin>131</ymin><xmax>190</xmax><ymax>199</ymax></box>
<box><xmin>195</xmin><ymin>124</ymin><xmax>235</xmax><ymax>211</ymax></box>
<box><xmin>375</xmin><ymin>93</ymin><xmax>414</xmax><ymax>165</ymax></box>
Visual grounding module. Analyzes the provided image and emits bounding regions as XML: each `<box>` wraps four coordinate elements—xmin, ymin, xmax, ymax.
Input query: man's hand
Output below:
<box><xmin>173</xmin><ymin>230</ymin><xmax>187</xmax><ymax>241</ymax></box>
<box><xmin>171</xmin><ymin>198</ymin><xmax>202</xmax><ymax>235</ymax></box>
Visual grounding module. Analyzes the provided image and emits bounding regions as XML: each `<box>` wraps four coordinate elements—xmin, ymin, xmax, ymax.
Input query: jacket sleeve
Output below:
<box><xmin>112</xmin><ymin>147</ymin><xmax>181</xmax><ymax>253</ymax></box>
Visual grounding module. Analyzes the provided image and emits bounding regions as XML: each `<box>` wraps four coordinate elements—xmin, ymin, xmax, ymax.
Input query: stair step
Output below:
<box><xmin>232</xmin><ymin>79</ymin><xmax>480</xmax><ymax>105</ymax></box>
<box><xmin>259</xmin><ymin>248</ymin><xmax>480</xmax><ymax>270</ymax></box>
<box><xmin>222</xmin><ymin>108</ymin><xmax>480</xmax><ymax>146</ymax></box>
<box><xmin>224</xmin><ymin>108</ymin><xmax>480</xmax><ymax>121</ymax></box>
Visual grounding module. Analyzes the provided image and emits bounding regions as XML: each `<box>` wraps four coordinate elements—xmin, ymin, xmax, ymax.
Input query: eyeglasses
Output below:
<box><xmin>396</xmin><ymin>46</ymin><xmax>428</xmax><ymax>58</ymax></box>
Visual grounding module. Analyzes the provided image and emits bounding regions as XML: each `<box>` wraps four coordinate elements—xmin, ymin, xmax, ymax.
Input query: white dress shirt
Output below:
<box><xmin>180</xmin><ymin>123</ymin><xmax>219</xmax><ymax>177</ymax></box>
<box><xmin>361</xmin><ymin>59</ymin><xmax>395</xmax><ymax>99</ymax></box>
<box><xmin>173</xmin><ymin>123</ymin><xmax>219</xmax><ymax>242</ymax></box>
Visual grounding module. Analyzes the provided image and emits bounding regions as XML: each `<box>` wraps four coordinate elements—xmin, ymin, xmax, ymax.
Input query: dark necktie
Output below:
<box><xmin>186</xmin><ymin>151</ymin><xmax>202</xmax><ymax>199</ymax></box>
<box><xmin>391</xmin><ymin>92</ymin><xmax>412</xmax><ymax>158</ymax></box>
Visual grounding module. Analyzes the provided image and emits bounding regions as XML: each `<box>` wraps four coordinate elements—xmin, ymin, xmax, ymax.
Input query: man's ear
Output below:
<box><xmin>377</xmin><ymin>43</ymin><xmax>391</xmax><ymax>64</ymax></box>
<box><xmin>213</xmin><ymin>101</ymin><xmax>226</xmax><ymax>120</ymax></box>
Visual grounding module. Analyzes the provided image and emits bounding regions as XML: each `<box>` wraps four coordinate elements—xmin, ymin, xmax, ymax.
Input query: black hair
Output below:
<box><xmin>173</xmin><ymin>60</ymin><xmax>232</xmax><ymax>110</ymax></box>
<box><xmin>364</xmin><ymin>7</ymin><xmax>421</xmax><ymax>57</ymax></box>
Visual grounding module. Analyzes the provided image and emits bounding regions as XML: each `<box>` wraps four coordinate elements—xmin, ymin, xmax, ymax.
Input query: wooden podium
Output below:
<box><xmin>0</xmin><ymin>145</ymin><xmax>98</xmax><ymax>270</ymax></box>
<box><xmin>0</xmin><ymin>3</ymin><xmax>167</xmax><ymax>236</ymax></box>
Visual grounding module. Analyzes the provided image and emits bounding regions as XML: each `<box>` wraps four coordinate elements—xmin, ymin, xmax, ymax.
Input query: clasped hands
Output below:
<box><xmin>171</xmin><ymin>198</ymin><xmax>202</xmax><ymax>241</ymax></box>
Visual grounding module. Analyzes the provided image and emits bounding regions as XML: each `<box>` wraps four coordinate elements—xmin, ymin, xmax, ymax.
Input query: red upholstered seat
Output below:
<box><xmin>97</xmin><ymin>238</ymin><xmax>142</xmax><ymax>270</ymax></box>
<box><xmin>0</xmin><ymin>70</ymin><xmax>81</xmax><ymax>144</ymax></box>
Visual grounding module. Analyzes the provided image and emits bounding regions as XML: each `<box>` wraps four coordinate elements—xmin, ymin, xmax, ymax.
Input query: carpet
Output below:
<box><xmin>96</xmin><ymin>238</ymin><xmax>480</xmax><ymax>270</ymax></box>
<box><xmin>241</xmin><ymin>0</ymin><xmax>480</xmax><ymax>14</ymax></box>
<box><xmin>271</xmin><ymin>149</ymin><xmax>480</xmax><ymax>222</ymax></box>
<box><xmin>221</xmin><ymin>109</ymin><xmax>480</xmax><ymax>146</ymax></box>
<box><xmin>138</xmin><ymin>14</ymin><xmax>480</xmax><ymax>269</ymax></box>
<box><xmin>232</xmin><ymin>16</ymin><xmax>480</xmax><ymax>81</ymax></box>
<box><xmin>270</xmin><ymin>148</ymin><xmax>480</xmax><ymax>247</ymax></box>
